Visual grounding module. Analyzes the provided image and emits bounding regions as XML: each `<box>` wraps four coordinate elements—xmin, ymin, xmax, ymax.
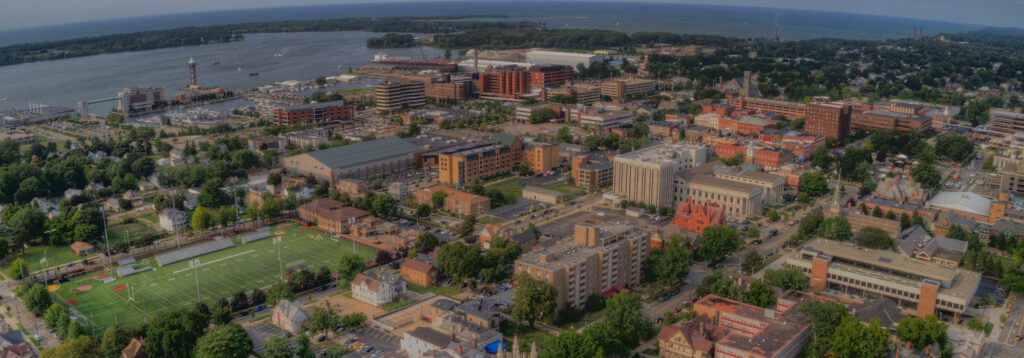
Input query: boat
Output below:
<box><xmin>274</xmin><ymin>53</ymin><xmax>283</xmax><ymax>57</ymax></box>
<box><xmin>237</xmin><ymin>67</ymin><xmax>242</xmax><ymax>71</ymax></box>
<box><xmin>249</xmin><ymin>72</ymin><xmax>259</xmax><ymax>77</ymax></box>
<box><xmin>211</xmin><ymin>60</ymin><xmax>220</xmax><ymax>65</ymax></box>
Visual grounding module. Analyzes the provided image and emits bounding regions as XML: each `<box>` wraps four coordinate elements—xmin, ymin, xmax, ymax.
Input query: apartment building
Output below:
<box><xmin>118</xmin><ymin>86</ymin><xmax>166</xmax><ymax>112</ymax></box>
<box><xmin>988</xmin><ymin>108</ymin><xmax>1024</xmax><ymax>134</ymax></box>
<box><xmin>412</xmin><ymin>185</ymin><xmax>491</xmax><ymax>215</ymax></box>
<box><xmin>273</xmin><ymin>101</ymin><xmax>355</xmax><ymax>125</ymax></box>
<box><xmin>280</xmin><ymin>128</ymin><xmax>332</xmax><ymax>148</ymax></box>
<box><xmin>731</xmin><ymin>97</ymin><xmax>806</xmax><ymax>118</ymax></box>
<box><xmin>376</xmin><ymin>80</ymin><xmax>426</xmax><ymax>111</ymax></box>
<box><xmin>786</xmin><ymin>238</ymin><xmax>981</xmax><ymax>320</ymax></box>
<box><xmin>425</xmin><ymin>81</ymin><xmax>471</xmax><ymax>102</ymax></box>
<box><xmin>514</xmin><ymin>222</ymin><xmax>650</xmax><ymax>310</ymax></box>
<box><xmin>572</xmin><ymin>154</ymin><xmax>614</xmax><ymax>190</ymax></box>
<box><xmin>850</xmin><ymin>110</ymin><xmax>932</xmax><ymax>133</ymax></box>
<box><xmin>523</xmin><ymin>141</ymin><xmax>560</xmax><ymax>173</ymax></box>
<box><xmin>613</xmin><ymin>144</ymin><xmax>708</xmax><ymax>208</ymax></box>
<box><xmin>438</xmin><ymin>142</ymin><xmax>520</xmax><ymax>186</ymax></box>
<box><xmin>804</xmin><ymin>102</ymin><xmax>851</xmax><ymax>140</ymax></box>
<box><xmin>600</xmin><ymin>78</ymin><xmax>657</xmax><ymax>98</ymax></box>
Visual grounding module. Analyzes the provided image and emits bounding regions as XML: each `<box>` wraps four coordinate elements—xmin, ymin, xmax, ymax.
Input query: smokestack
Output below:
<box><xmin>913</xmin><ymin>27</ymin><xmax>917</xmax><ymax>40</ymax></box>
<box><xmin>773</xmin><ymin>27</ymin><xmax>779</xmax><ymax>42</ymax></box>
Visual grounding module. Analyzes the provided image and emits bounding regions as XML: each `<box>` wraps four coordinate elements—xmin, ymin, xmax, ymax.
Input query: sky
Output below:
<box><xmin>1</xmin><ymin>0</ymin><xmax>1022</xmax><ymax>31</ymax></box>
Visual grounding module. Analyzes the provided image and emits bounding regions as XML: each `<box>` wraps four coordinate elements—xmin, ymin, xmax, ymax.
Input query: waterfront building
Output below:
<box><xmin>117</xmin><ymin>87</ymin><xmax>166</xmax><ymax>112</ymax></box>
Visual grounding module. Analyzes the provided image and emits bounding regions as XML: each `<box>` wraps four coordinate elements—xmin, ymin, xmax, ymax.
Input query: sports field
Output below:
<box><xmin>50</xmin><ymin>223</ymin><xmax>378</xmax><ymax>330</ymax></box>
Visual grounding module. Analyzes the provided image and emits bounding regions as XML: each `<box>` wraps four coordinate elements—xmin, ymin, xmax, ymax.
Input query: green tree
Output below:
<box><xmin>100</xmin><ymin>326</ymin><xmax>133</xmax><ymax>358</ymax></box>
<box><xmin>267</xmin><ymin>172</ymin><xmax>283</xmax><ymax>186</ymax></box>
<box><xmin>337</xmin><ymin>254</ymin><xmax>364</xmax><ymax>285</ymax></box>
<box><xmin>145</xmin><ymin>308</ymin><xmax>210</xmax><ymax>358</ymax></box>
<box><xmin>21</xmin><ymin>282</ymin><xmax>52</xmax><ymax>315</ymax></box>
<box><xmin>765</xmin><ymin>209</ymin><xmax>781</xmax><ymax>222</ymax></box>
<box><xmin>855</xmin><ymin>227</ymin><xmax>895</xmax><ymax>249</ymax></box>
<box><xmin>817</xmin><ymin>217</ymin><xmax>853</xmax><ymax>241</ymax></box>
<box><xmin>415</xmin><ymin>204</ymin><xmax>431</xmax><ymax>217</ymax></box>
<box><xmin>192</xmin><ymin>206</ymin><xmax>213</xmax><ymax>231</ymax></box>
<box><xmin>556</xmin><ymin>127</ymin><xmax>574</xmax><ymax>143</ymax></box>
<box><xmin>307</xmin><ymin>306</ymin><xmax>341</xmax><ymax>337</ymax></box>
<box><xmin>340</xmin><ymin>312</ymin><xmax>367</xmax><ymax>329</ymax></box>
<box><xmin>601</xmin><ymin>293</ymin><xmax>655</xmax><ymax>349</ymax></box>
<box><xmin>44</xmin><ymin>304</ymin><xmax>71</xmax><ymax>339</ymax></box>
<box><xmin>431</xmin><ymin>191</ymin><xmax>447</xmax><ymax>208</ymax></box>
<box><xmin>799</xmin><ymin>172</ymin><xmax>829</xmax><ymax>197</ymax></box>
<box><xmin>798</xmin><ymin>301</ymin><xmax>850</xmax><ymax>358</ymax></box>
<box><xmin>295</xmin><ymin>333</ymin><xmax>315</xmax><ymax>358</ymax></box>
<box><xmin>211</xmin><ymin>306</ymin><xmax>232</xmax><ymax>325</ymax></box>
<box><xmin>811</xmin><ymin>146</ymin><xmax>834</xmax><ymax>170</ymax></box>
<box><xmin>371</xmin><ymin>194</ymin><xmax>398</xmax><ymax>217</ymax></box>
<box><xmin>900</xmin><ymin>213</ymin><xmax>912</xmax><ymax>231</ymax></box>
<box><xmin>457</xmin><ymin>215</ymin><xmax>477</xmax><ymax>237</ymax></box>
<box><xmin>911</xmin><ymin>163</ymin><xmax>942</xmax><ymax>189</ymax></box>
<box><xmin>41</xmin><ymin>335</ymin><xmax>100</xmax><ymax>358</ymax></box>
<box><xmin>743</xmin><ymin>281</ymin><xmax>776</xmax><ymax>308</ymax></box>
<box><xmin>437</xmin><ymin>242</ymin><xmax>481</xmax><ymax>280</ymax></box>
<box><xmin>198</xmin><ymin>178</ymin><xmax>230</xmax><ymax>207</ymax></box>
<box><xmin>896</xmin><ymin>315</ymin><xmax>948</xmax><ymax>350</ymax></box>
<box><xmin>260</xmin><ymin>336</ymin><xmax>295</xmax><ymax>358</ymax></box>
<box><xmin>764</xmin><ymin>267</ymin><xmax>810</xmax><ymax>291</ymax></box>
<box><xmin>741</xmin><ymin>250</ymin><xmax>763</xmax><ymax>275</ymax></box>
<box><xmin>644</xmin><ymin>234</ymin><xmax>692</xmax><ymax>285</ymax></box>
<box><xmin>540</xmin><ymin>329</ymin><xmax>604</xmax><ymax>358</ymax></box>
<box><xmin>195</xmin><ymin>323</ymin><xmax>253</xmax><ymax>358</ymax></box>
<box><xmin>510</xmin><ymin>273</ymin><xmax>557</xmax><ymax>327</ymax></box>
<box><xmin>830</xmin><ymin>317</ymin><xmax>891</xmax><ymax>358</ymax></box>
<box><xmin>416</xmin><ymin>232</ymin><xmax>440</xmax><ymax>253</ymax></box>
<box><xmin>695</xmin><ymin>270</ymin><xmax>742</xmax><ymax>300</ymax></box>
<box><xmin>935</xmin><ymin>133</ymin><xmax>974</xmax><ymax>163</ymax></box>
<box><xmin>697</xmin><ymin>226</ymin><xmax>741</xmax><ymax>262</ymax></box>
<box><xmin>7</xmin><ymin>258</ymin><xmax>25</xmax><ymax>280</ymax></box>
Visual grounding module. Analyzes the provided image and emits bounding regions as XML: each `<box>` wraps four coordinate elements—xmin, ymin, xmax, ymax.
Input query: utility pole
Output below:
<box><xmin>190</xmin><ymin>259</ymin><xmax>201</xmax><ymax>303</ymax></box>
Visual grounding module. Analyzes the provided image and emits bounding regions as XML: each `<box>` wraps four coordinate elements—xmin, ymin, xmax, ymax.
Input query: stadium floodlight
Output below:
<box><xmin>190</xmin><ymin>259</ymin><xmax>201</xmax><ymax>303</ymax></box>
<box><xmin>273</xmin><ymin>237</ymin><xmax>284</xmax><ymax>283</ymax></box>
<box><xmin>39</xmin><ymin>256</ymin><xmax>47</xmax><ymax>285</ymax></box>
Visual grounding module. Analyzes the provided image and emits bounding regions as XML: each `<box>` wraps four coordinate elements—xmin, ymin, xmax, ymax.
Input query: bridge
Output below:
<box><xmin>77</xmin><ymin>97</ymin><xmax>118</xmax><ymax>119</ymax></box>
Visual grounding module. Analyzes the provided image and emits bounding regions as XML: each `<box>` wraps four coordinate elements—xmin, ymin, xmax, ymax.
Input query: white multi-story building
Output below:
<box><xmin>525</xmin><ymin>50</ymin><xmax>604</xmax><ymax>68</ymax></box>
<box><xmin>612</xmin><ymin>143</ymin><xmax>708</xmax><ymax>208</ymax></box>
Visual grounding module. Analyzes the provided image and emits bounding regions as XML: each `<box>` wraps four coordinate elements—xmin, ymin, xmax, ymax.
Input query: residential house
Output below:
<box><xmin>400</xmin><ymin>259</ymin><xmax>439</xmax><ymax>287</ymax></box>
<box><xmin>351</xmin><ymin>270</ymin><xmax>407</xmax><ymax>307</ymax></box>
<box><xmin>70</xmin><ymin>241</ymin><xmax>94</xmax><ymax>256</ymax></box>
<box><xmin>658</xmin><ymin>315</ymin><xmax>726</xmax><ymax>358</ymax></box>
<box><xmin>272</xmin><ymin>299</ymin><xmax>308</xmax><ymax>333</ymax></box>
<box><xmin>158</xmin><ymin>208</ymin><xmax>188</xmax><ymax>232</ymax></box>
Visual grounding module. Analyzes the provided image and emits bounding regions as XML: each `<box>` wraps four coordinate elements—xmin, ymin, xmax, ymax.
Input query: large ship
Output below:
<box><xmin>370</xmin><ymin>52</ymin><xmax>457</xmax><ymax>72</ymax></box>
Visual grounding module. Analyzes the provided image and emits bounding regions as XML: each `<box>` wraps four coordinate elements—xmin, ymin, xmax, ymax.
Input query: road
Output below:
<box><xmin>997</xmin><ymin>294</ymin><xmax>1024</xmax><ymax>346</ymax></box>
<box><xmin>643</xmin><ymin>189</ymin><xmax>857</xmax><ymax>320</ymax></box>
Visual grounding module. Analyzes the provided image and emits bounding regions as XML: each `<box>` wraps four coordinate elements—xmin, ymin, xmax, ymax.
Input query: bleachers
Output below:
<box><xmin>240</xmin><ymin>228</ymin><xmax>273</xmax><ymax>244</ymax></box>
<box><xmin>116</xmin><ymin>266</ymin><xmax>150</xmax><ymax>278</ymax></box>
<box><xmin>155</xmin><ymin>239</ymin><xmax>235</xmax><ymax>267</ymax></box>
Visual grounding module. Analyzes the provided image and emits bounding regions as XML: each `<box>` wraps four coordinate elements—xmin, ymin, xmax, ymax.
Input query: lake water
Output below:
<box><xmin>0</xmin><ymin>1</ymin><xmax>983</xmax><ymax>110</ymax></box>
<box><xmin>0</xmin><ymin>31</ymin><xmax>445</xmax><ymax>111</ymax></box>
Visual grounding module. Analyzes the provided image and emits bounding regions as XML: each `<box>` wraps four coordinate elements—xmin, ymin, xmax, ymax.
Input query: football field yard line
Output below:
<box><xmin>172</xmin><ymin>249</ymin><xmax>256</xmax><ymax>274</ymax></box>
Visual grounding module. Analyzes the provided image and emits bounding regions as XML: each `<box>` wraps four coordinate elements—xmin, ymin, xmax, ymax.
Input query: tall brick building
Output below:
<box><xmin>478</xmin><ymin>65</ymin><xmax>574</xmax><ymax>98</ymax></box>
<box><xmin>273</xmin><ymin>101</ymin><xmax>355</xmax><ymax>125</ymax></box>
<box><xmin>804</xmin><ymin>102</ymin><xmax>851</xmax><ymax>140</ymax></box>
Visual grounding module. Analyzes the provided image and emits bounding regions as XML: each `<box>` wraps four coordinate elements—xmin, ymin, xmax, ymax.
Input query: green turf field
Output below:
<box><xmin>51</xmin><ymin>223</ymin><xmax>378</xmax><ymax>330</ymax></box>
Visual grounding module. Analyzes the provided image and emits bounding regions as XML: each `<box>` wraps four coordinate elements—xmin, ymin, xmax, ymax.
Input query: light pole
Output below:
<box><xmin>101</xmin><ymin>207</ymin><xmax>111</xmax><ymax>264</ymax></box>
<box><xmin>190</xmin><ymin>259</ymin><xmax>201</xmax><ymax>303</ymax></box>
<box><xmin>273</xmin><ymin>237</ymin><xmax>284</xmax><ymax>283</ymax></box>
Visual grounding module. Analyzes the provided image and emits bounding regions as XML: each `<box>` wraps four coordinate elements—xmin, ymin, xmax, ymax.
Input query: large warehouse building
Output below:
<box><xmin>283</xmin><ymin>137</ymin><xmax>423</xmax><ymax>183</ymax></box>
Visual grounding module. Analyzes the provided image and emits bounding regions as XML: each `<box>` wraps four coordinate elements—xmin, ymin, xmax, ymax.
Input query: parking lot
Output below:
<box><xmin>388</xmin><ymin>217</ymin><xmax>455</xmax><ymax>243</ymax></box>
<box><xmin>245</xmin><ymin>322</ymin><xmax>319</xmax><ymax>354</ymax></box>
<box><xmin>336</xmin><ymin>326</ymin><xmax>403</xmax><ymax>357</ymax></box>
<box><xmin>489</xmin><ymin>198</ymin><xmax>547</xmax><ymax>220</ymax></box>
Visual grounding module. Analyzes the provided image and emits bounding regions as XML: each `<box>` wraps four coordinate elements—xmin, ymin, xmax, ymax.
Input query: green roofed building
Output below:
<box><xmin>283</xmin><ymin>137</ymin><xmax>424</xmax><ymax>183</ymax></box>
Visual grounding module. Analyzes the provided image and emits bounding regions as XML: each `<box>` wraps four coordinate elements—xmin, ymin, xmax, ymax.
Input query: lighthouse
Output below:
<box><xmin>188</xmin><ymin>57</ymin><xmax>197</xmax><ymax>87</ymax></box>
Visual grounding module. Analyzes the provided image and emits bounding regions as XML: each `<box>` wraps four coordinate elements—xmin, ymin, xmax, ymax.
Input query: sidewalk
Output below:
<box><xmin>0</xmin><ymin>279</ymin><xmax>59</xmax><ymax>351</ymax></box>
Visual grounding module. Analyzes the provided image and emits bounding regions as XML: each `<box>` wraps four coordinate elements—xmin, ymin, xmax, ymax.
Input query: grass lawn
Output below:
<box><xmin>407</xmin><ymin>283</ymin><xmax>460</xmax><ymax>296</ymax></box>
<box><xmin>380</xmin><ymin>299</ymin><xmax>417</xmax><ymax>312</ymax></box>
<box><xmin>137</xmin><ymin>213</ymin><xmax>159</xmax><ymax>225</ymax></box>
<box><xmin>6</xmin><ymin>244</ymin><xmax>85</xmax><ymax>274</ymax></box>
<box><xmin>51</xmin><ymin>223</ymin><xmax>378</xmax><ymax>331</ymax></box>
<box><xmin>500</xmin><ymin>321</ymin><xmax>547</xmax><ymax>352</ymax></box>
<box><xmin>107</xmin><ymin>222</ymin><xmax>157</xmax><ymax>246</ymax></box>
<box><xmin>540</xmin><ymin>181</ymin><xmax>586</xmax><ymax>197</ymax></box>
<box><xmin>484</xmin><ymin>178</ymin><xmax>522</xmax><ymax>201</ymax></box>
